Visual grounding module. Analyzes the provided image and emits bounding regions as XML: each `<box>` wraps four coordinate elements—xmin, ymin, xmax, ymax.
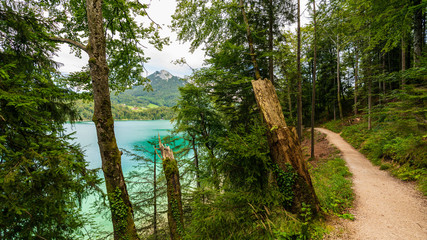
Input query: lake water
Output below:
<box><xmin>64</xmin><ymin>120</ymin><xmax>174</xmax><ymax>236</ymax></box>
<box><xmin>64</xmin><ymin>120</ymin><xmax>173</xmax><ymax>173</ymax></box>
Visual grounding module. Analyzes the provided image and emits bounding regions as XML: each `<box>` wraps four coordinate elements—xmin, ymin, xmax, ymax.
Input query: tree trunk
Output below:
<box><xmin>311</xmin><ymin>0</ymin><xmax>317</xmax><ymax>159</ymax></box>
<box><xmin>336</xmin><ymin>37</ymin><xmax>343</xmax><ymax>119</ymax></box>
<box><xmin>354</xmin><ymin>48</ymin><xmax>359</xmax><ymax>115</ymax></box>
<box><xmin>239</xmin><ymin>0</ymin><xmax>261</xmax><ymax>80</ymax></box>
<box><xmin>191</xmin><ymin>135</ymin><xmax>200</xmax><ymax>189</ymax></box>
<box><xmin>252</xmin><ymin>79</ymin><xmax>320</xmax><ymax>214</ymax></box>
<box><xmin>159</xmin><ymin>137</ymin><xmax>184</xmax><ymax>240</ymax></box>
<box><xmin>368</xmin><ymin>76</ymin><xmax>372</xmax><ymax>130</ymax></box>
<box><xmin>401</xmin><ymin>35</ymin><xmax>407</xmax><ymax>87</ymax></box>
<box><xmin>413</xmin><ymin>0</ymin><xmax>423</xmax><ymax>66</ymax></box>
<box><xmin>268</xmin><ymin>0</ymin><xmax>274</xmax><ymax>83</ymax></box>
<box><xmin>153</xmin><ymin>147</ymin><xmax>158</xmax><ymax>240</ymax></box>
<box><xmin>86</xmin><ymin>0</ymin><xmax>139</xmax><ymax>239</ymax></box>
<box><xmin>333</xmin><ymin>100</ymin><xmax>336</xmax><ymax>121</ymax></box>
<box><xmin>240</xmin><ymin>0</ymin><xmax>318</xmax><ymax>214</ymax></box>
<box><xmin>288</xmin><ymin>78</ymin><xmax>293</xmax><ymax>119</ymax></box>
<box><xmin>297</xmin><ymin>0</ymin><xmax>303</xmax><ymax>140</ymax></box>
<box><xmin>382</xmin><ymin>54</ymin><xmax>386</xmax><ymax>95</ymax></box>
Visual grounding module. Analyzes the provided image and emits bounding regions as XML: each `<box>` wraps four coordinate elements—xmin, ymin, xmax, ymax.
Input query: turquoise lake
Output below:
<box><xmin>64</xmin><ymin>120</ymin><xmax>173</xmax><ymax>173</ymax></box>
<box><xmin>64</xmin><ymin>120</ymin><xmax>174</xmax><ymax>235</ymax></box>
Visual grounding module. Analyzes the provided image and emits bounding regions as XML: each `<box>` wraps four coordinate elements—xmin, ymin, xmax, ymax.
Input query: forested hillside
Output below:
<box><xmin>76</xmin><ymin>70</ymin><xmax>182</xmax><ymax>120</ymax></box>
<box><xmin>1</xmin><ymin>0</ymin><xmax>425</xmax><ymax>239</ymax></box>
<box><xmin>111</xmin><ymin>70</ymin><xmax>185</xmax><ymax>108</ymax></box>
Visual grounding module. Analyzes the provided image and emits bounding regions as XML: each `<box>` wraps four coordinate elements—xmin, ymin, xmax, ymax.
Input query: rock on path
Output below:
<box><xmin>316</xmin><ymin>128</ymin><xmax>427</xmax><ymax>240</ymax></box>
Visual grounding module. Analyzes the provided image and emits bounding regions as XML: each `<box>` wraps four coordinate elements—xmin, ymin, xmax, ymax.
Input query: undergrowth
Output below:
<box><xmin>323</xmin><ymin>85</ymin><xmax>427</xmax><ymax>195</ymax></box>
<box><xmin>311</xmin><ymin>157</ymin><xmax>354</xmax><ymax>219</ymax></box>
<box><xmin>182</xmin><ymin>152</ymin><xmax>354</xmax><ymax>239</ymax></box>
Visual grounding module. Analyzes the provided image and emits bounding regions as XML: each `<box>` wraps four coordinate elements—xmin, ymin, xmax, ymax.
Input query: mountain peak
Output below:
<box><xmin>153</xmin><ymin>70</ymin><xmax>173</xmax><ymax>81</ymax></box>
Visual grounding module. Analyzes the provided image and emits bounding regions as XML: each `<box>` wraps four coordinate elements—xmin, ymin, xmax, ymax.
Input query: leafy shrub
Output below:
<box><xmin>323</xmin><ymin>120</ymin><xmax>344</xmax><ymax>133</ymax></box>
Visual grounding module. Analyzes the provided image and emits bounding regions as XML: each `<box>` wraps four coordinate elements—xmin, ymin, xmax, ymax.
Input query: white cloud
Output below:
<box><xmin>54</xmin><ymin>44</ymin><xmax>88</xmax><ymax>74</ymax></box>
<box><xmin>53</xmin><ymin>0</ymin><xmax>205</xmax><ymax>78</ymax></box>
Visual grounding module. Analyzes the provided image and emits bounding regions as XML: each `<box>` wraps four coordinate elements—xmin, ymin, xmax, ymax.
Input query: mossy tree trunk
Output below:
<box><xmin>252</xmin><ymin>79</ymin><xmax>320</xmax><ymax>214</ymax></box>
<box><xmin>86</xmin><ymin>0</ymin><xmax>139</xmax><ymax>239</ymax></box>
<box><xmin>159</xmin><ymin>137</ymin><xmax>184</xmax><ymax>240</ymax></box>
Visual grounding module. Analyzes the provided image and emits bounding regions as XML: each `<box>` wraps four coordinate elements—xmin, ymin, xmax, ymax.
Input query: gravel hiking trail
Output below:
<box><xmin>316</xmin><ymin>128</ymin><xmax>427</xmax><ymax>240</ymax></box>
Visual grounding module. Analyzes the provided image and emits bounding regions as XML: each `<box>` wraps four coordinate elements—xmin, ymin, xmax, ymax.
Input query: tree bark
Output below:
<box><xmin>311</xmin><ymin>0</ymin><xmax>317</xmax><ymax>159</ymax></box>
<box><xmin>297</xmin><ymin>0</ymin><xmax>303</xmax><ymax>140</ymax></box>
<box><xmin>86</xmin><ymin>0</ymin><xmax>139</xmax><ymax>239</ymax></box>
<box><xmin>252</xmin><ymin>79</ymin><xmax>320</xmax><ymax>214</ymax></box>
<box><xmin>159</xmin><ymin>137</ymin><xmax>184</xmax><ymax>240</ymax></box>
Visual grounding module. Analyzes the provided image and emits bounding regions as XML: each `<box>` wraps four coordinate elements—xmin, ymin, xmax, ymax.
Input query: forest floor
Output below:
<box><xmin>315</xmin><ymin>128</ymin><xmax>427</xmax><ymax>240</ymax></box>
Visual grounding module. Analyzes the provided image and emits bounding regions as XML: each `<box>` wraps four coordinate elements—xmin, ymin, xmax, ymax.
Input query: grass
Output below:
<box><xmin>311</xmin><ymin>157</ymin><xmax>354</xmax><ymax>218</ymax></box>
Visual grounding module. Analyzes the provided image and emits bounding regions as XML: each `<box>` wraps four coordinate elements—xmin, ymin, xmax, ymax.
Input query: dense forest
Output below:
<box><xmin>0</xmin><ymin>0</ymin><xmax>425</xmax><ymax>239</ymax></box>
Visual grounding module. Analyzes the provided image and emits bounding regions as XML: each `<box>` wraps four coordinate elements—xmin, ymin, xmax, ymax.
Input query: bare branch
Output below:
<box><xmin>49</xmin><ymin>36</ymin><xmax>87</xmax><ymax>52</ymax></box>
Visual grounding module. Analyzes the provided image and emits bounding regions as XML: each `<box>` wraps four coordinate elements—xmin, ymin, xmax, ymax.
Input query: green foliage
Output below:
<box><xmin>270</xmin><ymin>163</ymin><xmax>298</xmax><ymax>209</ymax></box>
<box><xmin>311</xmin><ymin>157</ymin><xmax>354</xmax><ymax>215</ymax></box>
<box><xmin>110</xmin><ymin>70</ymin><xmax>185</xmax><ymax>108</ymax></box>
<box><xmin>75</xmin><ymin>100</ymin><xmax>174</xmax><ymax>121</ymax></box>
<box><xmin>325</xmin><ymin>85</ymin><xmax>427</xmax><ymax>195</ymax></box>
<box><xmin>125</xmin><ymin>135</ymin><xmax>190</xmax><ymax>239</ymax></box>
<box><xmin>323</xmin><ymin>120</ymin><xmax>345</xmax><ymax>133</ymax></box>
<box><xmin>0</xmin><ymin>4</ymin><xmax>100</xmax><ymax>238</ymax></box>
<box><xmin>380</xmin><ymin>163</ymin><xmax>392</xmax><ymax>170</ymax></box>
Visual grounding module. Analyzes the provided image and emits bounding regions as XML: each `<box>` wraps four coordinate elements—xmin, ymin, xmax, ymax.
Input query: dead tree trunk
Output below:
<box><xmin>252</xmin><ymin>79</ymin><xmax>320</xmax><ymax>214</ymax></box>
<box><xmin>158</xmin><ymin>137</ymin><xmax>184</xmax><ymax>240</ymax></box>
<box><xmin>240</xmin><ymin>0</ymin><xmax>319</xmax><ymax>214</ymax></box>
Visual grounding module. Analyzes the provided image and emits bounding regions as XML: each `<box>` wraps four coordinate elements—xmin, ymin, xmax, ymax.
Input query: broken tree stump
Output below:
<box><xmin>252</xmin><ymin>78</ymin><xmax>320</xmax><ymax>214</ymax></box>
<box><xmin>158</xmin><ymin>136</ymin><xmax>184</xmax><ymax>239</ymax></box>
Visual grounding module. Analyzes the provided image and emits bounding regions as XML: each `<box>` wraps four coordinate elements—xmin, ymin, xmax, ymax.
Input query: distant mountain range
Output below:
<box><xmin>111</xmin><ymin>70</ymin><xmax>185</xmax><ymax>108</ymax></box>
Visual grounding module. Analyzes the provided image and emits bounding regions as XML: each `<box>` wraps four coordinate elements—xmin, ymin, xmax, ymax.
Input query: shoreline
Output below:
<box><xmin>67</xmin><ymin>119</ymin><xmax>172</xmax><ymax>124</ymax></box>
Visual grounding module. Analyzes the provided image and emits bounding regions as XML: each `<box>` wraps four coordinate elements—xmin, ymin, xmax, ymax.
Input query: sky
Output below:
<box><xmin>53</xmin><ymin>0</ymin><xmax>310</xmax><ymax>78</ymax></box>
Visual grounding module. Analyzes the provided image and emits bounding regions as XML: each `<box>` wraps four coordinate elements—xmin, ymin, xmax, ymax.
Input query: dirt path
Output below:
<box><xmin>316</xmin><ymin>128</ymin><xmax>427</xmax><ymax>240</ymax></box>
